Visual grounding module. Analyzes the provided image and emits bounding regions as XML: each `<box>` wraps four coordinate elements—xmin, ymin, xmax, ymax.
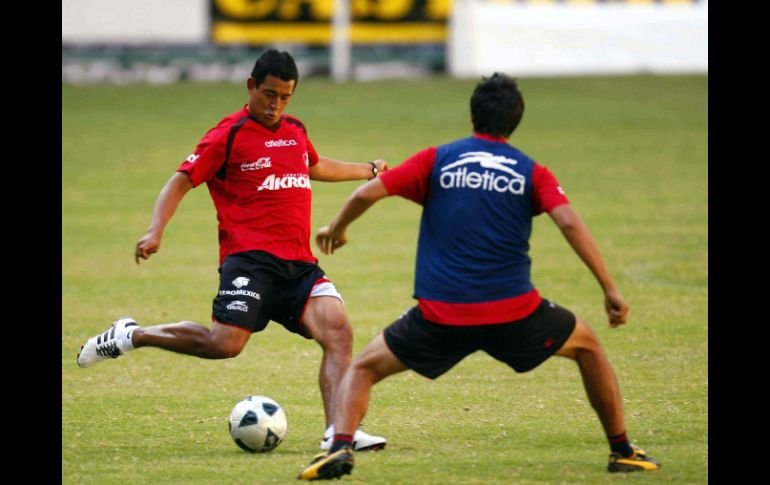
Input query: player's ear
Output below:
<box><xmin>247</xmin><ymin>77</ymin><xmax>256</xmax><ymax>91</ymax></box>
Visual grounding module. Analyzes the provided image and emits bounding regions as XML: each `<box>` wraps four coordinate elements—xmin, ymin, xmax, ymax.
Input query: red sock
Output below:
<box><xmin>330</xmin><ymin>434</ymin><xmax>353</xmax><ymax>452</ymax></box>
<box><xmin>608</xmin><ymin>431</ymin><xmax>634</xmax><ymax>457</ymax></box>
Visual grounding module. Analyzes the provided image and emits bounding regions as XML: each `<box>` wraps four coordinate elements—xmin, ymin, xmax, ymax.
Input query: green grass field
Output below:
<box><xmin>62</xmin><ymin>74</ymin><xmax>707</xmax><ymax>484</ymax></box>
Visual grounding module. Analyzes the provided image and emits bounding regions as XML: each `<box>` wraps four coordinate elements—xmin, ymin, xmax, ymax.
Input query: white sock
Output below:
<box><xmin>116</xmin><ymin>325</ymin><xmax>138</xmax><ymax>353</ymax></box>
<box><xmin>325</xmin><ymin>425</ymin><xmax>366</xmax><ymax>439</ymax></box>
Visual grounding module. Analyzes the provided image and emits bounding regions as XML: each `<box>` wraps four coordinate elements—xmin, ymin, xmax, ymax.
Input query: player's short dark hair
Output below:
<box><xmin>470</xmin><ymin>73</ymin><xmax>524</xmax><ymax>138</ymax></box>
<box><xmin>251</xmin><ymin>49</ymin><xmax>299</xmax><ymax>90</ymax></box>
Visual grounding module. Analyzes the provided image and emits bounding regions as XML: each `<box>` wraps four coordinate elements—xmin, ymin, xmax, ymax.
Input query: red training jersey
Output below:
<box><xmin>178</xmin><ymin>106</ymin><xmax>320</xmax><ymax>265</ymax></box>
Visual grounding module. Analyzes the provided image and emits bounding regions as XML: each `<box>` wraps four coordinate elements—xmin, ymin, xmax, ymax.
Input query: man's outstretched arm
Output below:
<box><xmin>135</xmin><ymin>172</ymin><xmax>194</xmax><ymax>264</ymax></box>
<box><xmin>548</xmin><ymin>203</ymin><xmax>629</xmax><ymax>327</ymax></box>
<box><xmin>309</xmin><ymin>157</ymin><xmax>388</xmax><ymax>182</ymax></box>
<box><xmin>316</xmin><ymin>178</ymin><xmax>390</xmax><ymax>255</ymax></box>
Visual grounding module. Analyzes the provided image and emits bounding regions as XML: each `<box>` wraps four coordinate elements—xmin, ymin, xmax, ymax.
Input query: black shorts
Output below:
<box><xmin>212</xmin><ymin>250</ymin><xmax>329</xmax><ymax>338</ymax></box>
<box><xmin>383</xmin><ymin>299</ymin><xmax>576</xmax><ymax>379</ymax></box>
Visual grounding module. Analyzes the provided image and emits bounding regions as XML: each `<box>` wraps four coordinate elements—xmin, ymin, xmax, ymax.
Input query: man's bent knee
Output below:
<box><xmin>556</xmin><ymin>319</ymin><xmax>602</xmax><ymax>360</ymax></box>
<box><xmin>303</xmin><ymin>297</ymin><xmax>353</xmax><ymax>350</ymax></box>
<box><xmin>351</xmin><ymin>333</ymin><xmax>408</xmax><ymax>384</ymax></box>
<box><xmin>209</xmin><ymin>340</ymin><xmax>245</xmax><ymax>359</ymax></box>
<box><xmin>314</xmin><ymin>319</ymin><xmax>353</xmax><ymax>352</ymax></box>
<box><xmin>208</xmin><ymin>321</ymin><xmax>250</xmax><ymax>358</ymax></box>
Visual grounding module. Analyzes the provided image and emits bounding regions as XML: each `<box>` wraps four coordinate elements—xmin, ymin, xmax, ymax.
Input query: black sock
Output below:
<box><xmin>608</xmin><ymin>431</ymin><xmax>634</xmax><ymax>457</ymax></box>
<box><xmin>330</xmin><ymin>434</ymin><xmax>353</xmax><ymax>453</ymax></box>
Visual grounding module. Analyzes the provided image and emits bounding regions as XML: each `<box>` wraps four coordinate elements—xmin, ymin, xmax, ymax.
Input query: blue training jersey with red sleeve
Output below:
<box><xmin>177</xmin><ymin>106</ymin><xmax>320</xmax><ymax>265</ymax></box>
<box><xmin>379</xmin><ymin>133</ymin><xmax>569</xmax><ymax>325</ymax></box>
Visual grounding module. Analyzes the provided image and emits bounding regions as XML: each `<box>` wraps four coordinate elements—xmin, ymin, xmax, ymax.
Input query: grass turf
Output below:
<box><xmin>63</xmin><ymin>74</ymin><xmax>707</xmax><ymax>484</ymax></box>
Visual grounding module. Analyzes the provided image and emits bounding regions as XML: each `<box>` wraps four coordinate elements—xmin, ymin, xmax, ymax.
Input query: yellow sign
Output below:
<box><xmin>211</xmin><ymin>0</ymin><xmax>451</xmax><ymax>45</ymax></box>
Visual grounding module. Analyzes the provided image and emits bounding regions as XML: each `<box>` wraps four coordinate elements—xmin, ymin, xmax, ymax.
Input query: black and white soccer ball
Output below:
<box><xmin>228</xmin><ymin>395</ymin><xmax>288</xmax><ymax>453</ymax></box>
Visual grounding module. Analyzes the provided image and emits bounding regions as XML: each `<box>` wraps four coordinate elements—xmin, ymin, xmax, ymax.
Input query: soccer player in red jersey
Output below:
<box><xmin>299</xmin><ymin>73</ymin><xmax>660</xmax><ymax>480</ymax></box>
<box><xmin>77</xmin><ymin>49</ymin><xmax>387</xmax><ymax>451</ymax></box>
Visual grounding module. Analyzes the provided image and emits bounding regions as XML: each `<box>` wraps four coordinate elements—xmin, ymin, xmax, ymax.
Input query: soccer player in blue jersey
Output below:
<box><xmin>298</xmin><ymin>73</ymin><xmax>660</xmax><ymax>480</ymax></box>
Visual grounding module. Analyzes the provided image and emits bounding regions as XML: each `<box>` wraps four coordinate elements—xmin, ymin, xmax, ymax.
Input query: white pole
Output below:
<box><xmin>331</xmin><ymin>0</ymin><xmax>351</xmax><ymax>82</ymax></box>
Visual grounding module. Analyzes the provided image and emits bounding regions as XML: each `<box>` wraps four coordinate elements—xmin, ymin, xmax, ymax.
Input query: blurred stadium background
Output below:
<box><xmin>62</xmin><ymin>0</ymin><xmax>707</xmax><ymax>84</ymax></box>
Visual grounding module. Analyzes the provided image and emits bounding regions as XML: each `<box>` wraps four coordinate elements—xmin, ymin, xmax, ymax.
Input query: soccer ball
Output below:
<box><xmin>228</xmin><ymin>395</ymin><xmax>288</xmax><ymax>453</ymax></box>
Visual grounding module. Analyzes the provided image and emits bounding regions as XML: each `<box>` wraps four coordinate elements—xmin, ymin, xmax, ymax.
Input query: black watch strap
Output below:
<box><xmin>368</xmin><ymin>161</ymin><xmax>379</xmax><ymax>180</ymax></box>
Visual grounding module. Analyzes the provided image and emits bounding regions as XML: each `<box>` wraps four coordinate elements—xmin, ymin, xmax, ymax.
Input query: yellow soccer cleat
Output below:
<box><xmin>298</xmin><ymin>449</ymin><xmax>355</xmax><ymax>480</ymax></box>
<box><xmin>608</xmin><ymin>445</ymin><xmax>661</xmax><ymax>472</ymax></box>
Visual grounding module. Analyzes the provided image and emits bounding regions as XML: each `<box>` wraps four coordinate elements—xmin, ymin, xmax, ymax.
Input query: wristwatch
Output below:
<box><xmin>368</xmin><ymin>161</ymin><xmax>379</xmax><ymax>180</ymax></box>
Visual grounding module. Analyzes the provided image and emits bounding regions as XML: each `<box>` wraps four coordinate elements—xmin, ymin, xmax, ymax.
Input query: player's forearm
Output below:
<box><xmin>559</xmin><ymin>222</ymin><xmax>617</xmax><ymax>293</ymax></box>
<box><xmin>328</xmin><ymin>179</ymin><xmax>389</xmax><ymax>234</ymax></box>
<box><xmin>311</xmin><ymin>156</ymin><xmax>374</xmax><ymax>182</ymax></box>
<box><xmin>147</xmin><ymin>172</ymin><xmax>193</xmax><ymax>235</ymax></box>
<box><xmin>549</xmin><ymin>205</ymin><xmax>617</xmax><ymax>293</ymax></box>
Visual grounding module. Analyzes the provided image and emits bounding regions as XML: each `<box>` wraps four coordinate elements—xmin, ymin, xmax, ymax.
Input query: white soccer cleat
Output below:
<box><xmin>320</xmin><ymin>424</ymin><xmax>387</xmax><ymax>452</ymax></box>
<box><xmin>77</xmin><ymin>317</ymin><xmax>139</xmax><ymax>368</ymax></box>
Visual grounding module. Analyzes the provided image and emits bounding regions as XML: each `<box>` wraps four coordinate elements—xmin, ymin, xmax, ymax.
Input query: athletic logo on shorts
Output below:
<box><xmin>226</xmin><ymin>301</ymin><xmax>249</xmax><ymax>312</ymax></box>
<box><xmin>232</xmin><ymin>277</ymin><xmax>250</xmax><ymax>288</ymax></box>
<box><xmin>219</xmin><ymin>289</ymin><xmax>260</xmax><ymax>299</ymax></box>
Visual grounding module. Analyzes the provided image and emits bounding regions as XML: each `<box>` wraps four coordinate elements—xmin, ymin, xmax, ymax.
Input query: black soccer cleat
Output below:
<box><xmin>298</xmin><ymin>449</ymin><xmax>355</xmax><ymax>480</ymax></box>
<box><xmin>608</xmin><ymin>445</ymin><xmax>661</xmax><ymax>472</ymax></box>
